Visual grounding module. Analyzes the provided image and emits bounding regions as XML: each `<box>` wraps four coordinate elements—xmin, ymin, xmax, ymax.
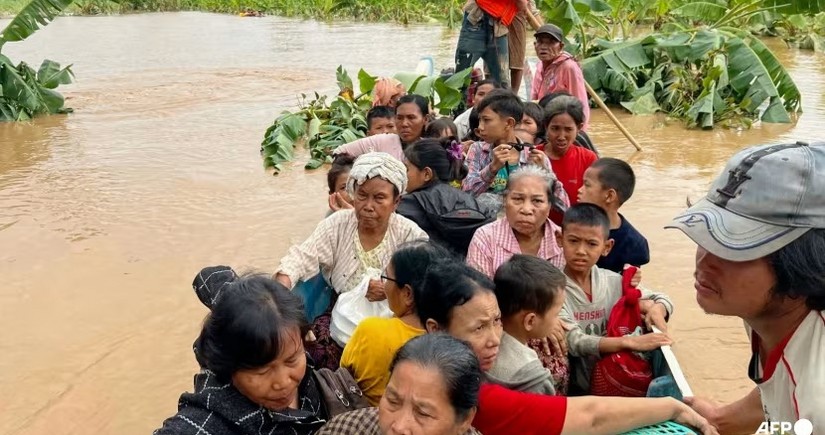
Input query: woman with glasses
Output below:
<box><xmin>340</xmin><ymin>241</ymin><xmax>452</xmax><ymax>406</ymax></box>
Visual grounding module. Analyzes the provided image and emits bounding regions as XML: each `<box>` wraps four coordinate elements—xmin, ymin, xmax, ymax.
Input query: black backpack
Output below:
<box><xmin>408</xmin><ymin>183</ymin><xmax>497</xmax><ymax>256</ymax></box>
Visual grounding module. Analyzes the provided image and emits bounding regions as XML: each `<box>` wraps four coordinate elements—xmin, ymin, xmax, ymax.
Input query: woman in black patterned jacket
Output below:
<box><xmin>154</xmin><ymin>267</ymin><xmax>328</xmax><ymax>435</ymax></box>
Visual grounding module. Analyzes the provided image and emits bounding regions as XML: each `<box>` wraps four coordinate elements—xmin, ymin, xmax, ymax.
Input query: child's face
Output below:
<box><xmin>546</xmin><ymin>112</ymin><xmax>579</xmax><ymax>156</ymax></box>
<box><xmin>368</xmin><ymin>117</ymin><xmax>396</xmax><ymax>136</ymax></box>
<box><xmin>333</xmin><ymin>171</ymin><xmax>352</xmax><ymax>202</ymax></box>
<box><xmin>577</xmin><ymin>167</ymin><xmax>611</xmax><ymax>208</ymax></box>
<box><xmin>478</xmin><ymin>106</ymin><xmax>513</xmax><ymax>145</ymax></box>
<box><xmin>527</xmin><ymin>288</ymin><xmax>566</xmax><ymax>339</ymax></box>
<box><xmin>519</xmin><ymin>115</ymin><xmax>539</xmax><ymax>136</ymax></box>
<box><xmin>558</xmin><ymin>223</ymin><xmax>613</xmax><ymax>274</ymax></box>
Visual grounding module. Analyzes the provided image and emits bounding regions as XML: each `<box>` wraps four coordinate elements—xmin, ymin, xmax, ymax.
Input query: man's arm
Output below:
<box><xmin>685</xmin><ymin>388</ymin><xmax>764</xmax><ymax>435</ymax></box>
<box><xmin>563</xmin><ymin>396</ymin><xmax>718</xmax><ymax>435</ymax></box>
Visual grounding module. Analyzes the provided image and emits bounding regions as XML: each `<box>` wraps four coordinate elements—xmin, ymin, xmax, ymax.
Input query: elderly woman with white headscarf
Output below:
<box><xmin>275</xmin><ymin>152</ymin><xmax>428</xmax><ymax>370</ymax></box>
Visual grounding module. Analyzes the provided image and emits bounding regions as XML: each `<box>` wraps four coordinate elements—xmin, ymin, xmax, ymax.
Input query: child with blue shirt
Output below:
<box><xmin>577</xmin><ymin>157</ymin><xmax>650</xmax><ymax>273</ymax></box>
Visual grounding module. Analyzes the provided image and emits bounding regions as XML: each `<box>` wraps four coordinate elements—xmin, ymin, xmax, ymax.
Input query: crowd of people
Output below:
<box><xmin>152</xmin><ymin>7</ymin><xmax>825</xmax><ymax>435</ymax></box>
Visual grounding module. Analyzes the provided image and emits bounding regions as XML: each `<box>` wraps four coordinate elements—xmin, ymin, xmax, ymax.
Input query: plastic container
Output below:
<box><xmin>621</xmin><ymin>421</ymin><xmax>696</xmax><ymax>434</ymax></box>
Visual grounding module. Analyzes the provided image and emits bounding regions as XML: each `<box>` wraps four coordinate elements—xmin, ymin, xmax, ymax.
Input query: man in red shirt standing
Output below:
<box><xmin>455</xmin><ymin>0</ymin><xmax>529</xmax><ymax>90</ymax></box>
<box><xmin>530</xmin><ymin>24</ymin><xmax>590</xmax><ymax>131</ymax></box>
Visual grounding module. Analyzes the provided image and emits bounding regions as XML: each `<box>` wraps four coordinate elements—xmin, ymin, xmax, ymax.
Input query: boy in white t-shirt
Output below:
<box><xmin>668</xmin><ymin>141</ymin><xmax>825</xmax><ymax>434</ymax></box>
<box><xmin>558</xmin><ymin>203</ymin><xmax>674</xmax><ymax>394</ymax></box>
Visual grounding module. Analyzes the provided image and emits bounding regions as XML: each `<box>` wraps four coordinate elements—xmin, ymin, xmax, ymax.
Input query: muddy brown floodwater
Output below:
<box><xmin>1</xmin><ymin>12</ymin><xmax>824</xmax><ymax>435</ymax></box>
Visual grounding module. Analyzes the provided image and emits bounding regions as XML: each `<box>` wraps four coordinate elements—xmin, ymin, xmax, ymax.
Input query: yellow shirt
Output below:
<box><xmin>340</xmin><ymin>317</ymin><xmax>425</xmax><ymax>405</ymax></box>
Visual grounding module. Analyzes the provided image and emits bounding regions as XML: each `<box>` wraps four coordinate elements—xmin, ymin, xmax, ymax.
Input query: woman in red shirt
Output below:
<box><xmin>416</xmin><ymin>260</ymin><xmax>718</xmax><ymax>435</ymax></box>
<box><xmin>543</xmin><ymin>96</ymin><xmax>598</xmax><ymax>208</ymax></box>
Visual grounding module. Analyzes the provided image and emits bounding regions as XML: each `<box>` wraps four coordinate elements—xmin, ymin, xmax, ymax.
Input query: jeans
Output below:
<box><xmin>455</xmin><ymin>12</ymin><xmax>510</xmax><ymax>89</ymax></box>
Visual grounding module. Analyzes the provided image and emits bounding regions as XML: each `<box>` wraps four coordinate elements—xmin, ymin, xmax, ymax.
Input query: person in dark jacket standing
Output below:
<box><xmin>153</xmin><ymin>267</ymin><xmax>328</xmax><ymax>435</ymax></box>
<box><xmin>398</xmin><ymin>138</ymin><xmax>496</xmax><ymax>256</ymax></box>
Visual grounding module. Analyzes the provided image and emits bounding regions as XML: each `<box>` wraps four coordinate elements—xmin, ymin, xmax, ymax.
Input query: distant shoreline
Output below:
<box><xmin>0</xmin><ymin>0</ymin><xmax>462</xmax><ymax>24</ymax></box>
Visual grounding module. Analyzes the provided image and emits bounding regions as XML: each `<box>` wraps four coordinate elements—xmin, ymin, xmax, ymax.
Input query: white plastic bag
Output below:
<box><xmin>330</xmin><ymin>267</ymin><xmax>392</xmax><ymax>347</ymax></box>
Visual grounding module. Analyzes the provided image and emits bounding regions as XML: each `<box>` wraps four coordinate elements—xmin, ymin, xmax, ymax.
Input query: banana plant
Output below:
<box><xmin>576</xmin><ymin>0</ymin><xmax>803</xmax><ymax>128</ymax></box>
<box><xmin>261</xmin><ymin>66</ymin><xmax>472</xmax><ymax>173</ymax></box>
<box><xmin>1</xmin><ymin>0</ymin><xmax>77</xmax><ymax>121</ymax></box>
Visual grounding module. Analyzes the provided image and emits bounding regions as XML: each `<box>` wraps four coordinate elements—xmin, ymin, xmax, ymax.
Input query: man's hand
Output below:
<box><xmin>365</xmin><ymin>279</ymin><xmax>386</xmax><ymax>302</ymax></box>
<box><xmin>673</xmin><ymin>399</ymin><xmax>721</xmax><ymax>435</ymax></box>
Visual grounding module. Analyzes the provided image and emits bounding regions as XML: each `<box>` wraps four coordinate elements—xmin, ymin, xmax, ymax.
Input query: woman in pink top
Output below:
<box><xmin>466</xmin><ymin>164</ymin><xmax>570</xmax><ymax>393</ymax></box>
<box><xmin>333</xmin><ymin>95</ymin><xmax>430</xmax><ymax>162</ymax></box>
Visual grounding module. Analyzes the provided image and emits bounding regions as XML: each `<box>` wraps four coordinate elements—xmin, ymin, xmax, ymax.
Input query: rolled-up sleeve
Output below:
<box><xmin>560</xmin><ymin>304</ymin><xmax>601</xmax><ymax>357</ymax></box>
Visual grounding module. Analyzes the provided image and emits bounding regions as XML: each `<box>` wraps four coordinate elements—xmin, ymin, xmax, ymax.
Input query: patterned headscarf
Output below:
<box><xmin>347</xmin><ymin>152</ymin><xmax>407</xmax><ymax>196</ymax></box>
<box><xmin>372</xmin><ymin>77</ymin><xmax>406</xmax><ymax>108</ymax></box>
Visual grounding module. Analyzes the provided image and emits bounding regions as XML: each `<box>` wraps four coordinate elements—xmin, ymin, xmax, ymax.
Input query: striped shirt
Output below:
<box><xmin>466</xmin><ymin>217</ymin><xmax>565</xmax><ymax>278</ymax></box>
<box><xmin>277</xmin><ymin>209</ymin><xmax>427</xmax><ymax>293</ymax></box>
<box><xmin>461</xmin><ymin>141</ymin><xmax>570</xmax><ymax>209</ymax></box>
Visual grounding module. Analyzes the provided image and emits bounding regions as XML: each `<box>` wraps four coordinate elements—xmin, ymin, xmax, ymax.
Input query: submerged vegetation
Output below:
<box><xmin>0</xmin><ymin>0</ymin><xmax>467</xmax><ymax>25</ymax></box>
<box><xmin>1</xmin><ymin>0</ymin><xmax>75</xmax><ymax>121</ymax></box>
<box><xmin>545</xmin><ymin>0</ymin><xmax>812</xmax><ymax>128</ymax></box>
<box><xmin>260</xmin><ymin>66</ymin><xmax>471</xmax><ymax>173</ymax></box>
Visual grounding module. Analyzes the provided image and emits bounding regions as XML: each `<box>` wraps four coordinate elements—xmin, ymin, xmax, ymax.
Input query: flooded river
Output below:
<box><xmin>1</xmin><ymin>12</ymin><xmax>823</xmax><ymax>435</ymax></box>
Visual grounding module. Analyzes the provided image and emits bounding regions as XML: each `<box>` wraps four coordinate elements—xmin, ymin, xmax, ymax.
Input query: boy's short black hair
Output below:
<box><xmin>562</xmin><ymin>203</ymin><xmax>611</xmax><ymax>239</ymax></box>
<box><xmin>590</xmin><ymin>158</ymin><xmax>636</xmax><ymax>205</ymax></box>
<box><xmin>494</xmin><ymin>255</ymin><xmax>565</xmax><ymax>318</ymax></box>
<box><xmin>475</xmin><ymin>89</ymin><xmax>523</xmax><ymax>123</ymax></box>
<box><xmin>367</xmin><ymin>105</ymin><xmax>395</xmax><ymax>129</ymax></box>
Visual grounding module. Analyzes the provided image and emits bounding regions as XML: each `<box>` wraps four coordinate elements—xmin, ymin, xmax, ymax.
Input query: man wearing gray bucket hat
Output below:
<box><xmin>667</xmin><ymin>141</ymin><xmax>825</xmax><ymax>434</ymax></box>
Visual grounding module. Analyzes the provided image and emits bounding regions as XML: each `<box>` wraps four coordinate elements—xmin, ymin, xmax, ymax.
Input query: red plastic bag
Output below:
<box><xmin>590</xmin><ymin>266</ymin><xmax>653</xmax><ymax>397</ymax></box>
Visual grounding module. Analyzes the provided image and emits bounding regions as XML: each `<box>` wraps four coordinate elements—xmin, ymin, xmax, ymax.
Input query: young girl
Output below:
<box><xmin>543</xmin><ymin>96</ymin><xmax>597</xmax><ymax>207</ymax></box>
<box><xmin>327</xmin><ymin>153</ymin><xmax>355</xmax><ymax>214</ymax></box>
<box><xmin>425</xmin><ymin>117</ymin><xmax>459</xmax><ymax>140</ymax></box>
<box><xmin>398</xmin><ymin>138</ymin><xmax>493</xmax><ymax>255</ymax></box>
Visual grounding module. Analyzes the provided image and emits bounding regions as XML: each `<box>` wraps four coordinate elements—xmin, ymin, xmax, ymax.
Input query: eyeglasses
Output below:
<box><xmin>381</xmin><ymin>275</ymin><xmax>398</xmax><ymax>284</ymax></box>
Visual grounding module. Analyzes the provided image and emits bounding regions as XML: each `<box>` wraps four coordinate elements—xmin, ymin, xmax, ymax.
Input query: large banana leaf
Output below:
<box><xmin>1</xmin><ymin>63</ymin><xmax>40</xmax><ymax>111</ymax></box>
<box><xmin>723</xmin><ymin>33</ymin><xmax>799</xmax><ymax>121</ymax></box>
<box><xmin>0</xmin><ymin>0</ymin><xmax>76</xmax><ymax>48</ymax></box>
<box><xmin>670</xmin><ymin>1</ymin><xmax>728</xmax><ymax>22</ymax></box>
<box><xmin>37</xmin><ymin>59</ymin><xmax>73</xmax><ymax>89</ymax></box>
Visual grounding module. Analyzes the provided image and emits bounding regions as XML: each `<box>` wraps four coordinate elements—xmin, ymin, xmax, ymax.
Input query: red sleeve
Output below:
<box><xmin>472</xmin><ymin>384</ymin><xmax>567</xmax><ymax>435</ymax></box>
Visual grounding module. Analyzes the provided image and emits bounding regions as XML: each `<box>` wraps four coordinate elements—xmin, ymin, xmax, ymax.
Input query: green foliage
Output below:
<box><xmin>549</xmin><ymin>0</ymin><xmax>805</xmax><ymax>128</ymax></box>
<box><xmin>583</xmin><ymin>26</ymin><xmax>802</xmax><ymax>128</ymax></box>
<box><xmin>0</xmin><ymin>0</ymin><xmax>76</xmax><ymax>121</ymax></box>
<box><xmin>260</xmin><ymin>66</ymin><xmax>470</xmax><ymax>173</ymax></box>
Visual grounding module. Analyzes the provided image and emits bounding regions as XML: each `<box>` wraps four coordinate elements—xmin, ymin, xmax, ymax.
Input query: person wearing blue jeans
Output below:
<box><xmin>455</xmin><ymin>0</ymin><xmax>511</xmax><ymax>90</ymax></box>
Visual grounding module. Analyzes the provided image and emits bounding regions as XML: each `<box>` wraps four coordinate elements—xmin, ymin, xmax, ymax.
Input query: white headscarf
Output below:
<box><xmin>347</xmin><ymin>152</ymin><xmax>407</xmax><ymax>196</ymax></box>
